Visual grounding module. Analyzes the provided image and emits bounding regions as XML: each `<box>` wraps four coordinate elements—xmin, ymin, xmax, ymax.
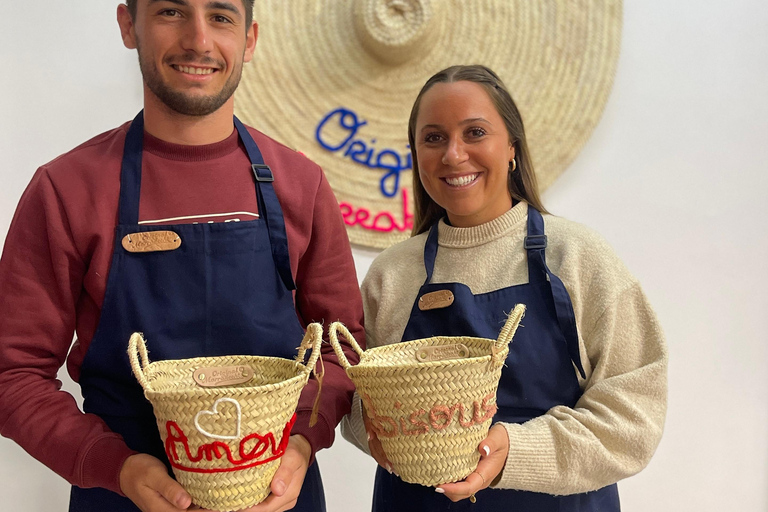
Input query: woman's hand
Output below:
<box><xmin>362</xmin><ymin>402</ymin><xmax>394</xmax><ymax>474</ymax></box>
<box><xmin>190</xmin><ymin>434</ymin><xmax>313</xmax><ymax>512</ymax></box>
<box><xmin>436</xmin><ymin>424</ymin><xmax>509</xmax><ymax>502</ymax></box>
<box><xmin>119</xmin><ymin>453</ymin><xmax>193</xmax><ymax>512</ymax></box>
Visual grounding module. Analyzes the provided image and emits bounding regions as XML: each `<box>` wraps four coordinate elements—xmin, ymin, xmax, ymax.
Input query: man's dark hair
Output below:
<box><xmin>126</xmin><ymin>0</ymin><xmax>255</xmax><ymax>29</ymax></box>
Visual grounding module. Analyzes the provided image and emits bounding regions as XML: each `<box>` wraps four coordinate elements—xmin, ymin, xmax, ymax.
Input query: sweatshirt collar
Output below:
<box><xmin>141</xmin><ymin>128</ymin><xmax>241</xmax><ymax>162</ymax></box>
<box><xmin>437</xmin><ymin>201</ymin><xmax>528</xmax><ymax>248</ymax></box>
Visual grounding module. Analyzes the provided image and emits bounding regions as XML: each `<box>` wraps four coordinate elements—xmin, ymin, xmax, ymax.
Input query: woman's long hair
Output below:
<box><xmin>408</xmin><ymin>65</ymin><xmax>547</xmax><ymax>235</ymax></box>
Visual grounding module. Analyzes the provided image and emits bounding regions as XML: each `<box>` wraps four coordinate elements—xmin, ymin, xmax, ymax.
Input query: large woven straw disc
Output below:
<box><xmin>236</xmin><ymin>0</ymin><xmax>622</xmax><ymax>248</ymax></box>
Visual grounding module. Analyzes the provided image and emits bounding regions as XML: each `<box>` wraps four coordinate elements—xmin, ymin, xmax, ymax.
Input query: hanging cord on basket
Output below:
<box><xmin>310</xmin><ymin>357</ymin><xmax>325</xmax><ymax>428</ymax></box>
<box><xmin>296</xmin><ymin>323</ymin><xmax>325</xmax><ymax>427</ymax></box>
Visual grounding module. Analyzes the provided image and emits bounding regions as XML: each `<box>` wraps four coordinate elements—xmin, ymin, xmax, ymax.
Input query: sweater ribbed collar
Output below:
<box><xmin>437</xmin><ymin>201</ymin><xmax>528</xmax><ymax>248</ymax></box>
<box><xmin>142</xmin><ymin>128</ymin><xmax>241</xmax><ymax>162</ymax></box>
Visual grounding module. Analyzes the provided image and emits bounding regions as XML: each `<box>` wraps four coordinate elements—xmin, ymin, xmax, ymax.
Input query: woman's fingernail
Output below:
<box><xmin>435</xmin><ymin>487</ymin><xmax>445</xmax><ymax>494</ymax></box>
<box><xmin>386</xmin><ymin>463</ymin><xmax>393</xmax><ymax>474</ymax></box>
<box><xmin>482</xmin><ymin>446</ymin><xmax>490</xmax><ymax>456</ymax></box>
<box><xmin>367</xmin><ymin>431</ymin><xmax>372</xmax><ymax>441</ymax></box>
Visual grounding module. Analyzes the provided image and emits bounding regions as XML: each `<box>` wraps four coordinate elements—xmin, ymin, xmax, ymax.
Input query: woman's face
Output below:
<box><xmin>414</xmin><ymin>81</ymin><xmax>515</xmax><ymax>228</ymax></box>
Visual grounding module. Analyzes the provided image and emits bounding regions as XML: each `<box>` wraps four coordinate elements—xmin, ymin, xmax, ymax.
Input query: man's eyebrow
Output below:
<box><xmin>147</xmin><ymin>0</ymin><xmax>243</xmax><ymax>18</ymax></box>
<box><xmin>207</xmin><ymin>1</ymin><xmax>242</xmax><ymax>17</ymax></box>
<box><xmin>148</xmin><ymin>0</ymin><xmax>188</xmax><ymax>6</ymax></box>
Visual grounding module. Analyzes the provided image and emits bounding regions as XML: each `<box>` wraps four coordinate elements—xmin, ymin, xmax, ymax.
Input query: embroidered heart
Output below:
<box><xmin>194</xmin><ymin>398</ymin><xmax>242</xmax><ymax>440</ymax></box>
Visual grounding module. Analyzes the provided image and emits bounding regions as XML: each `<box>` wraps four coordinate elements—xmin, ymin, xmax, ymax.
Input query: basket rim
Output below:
<box><xmin>351</xmin><ymin>336</ymin><xmax>508</xmax><ymax>372</ymax></box>
<box><xmin>140</xmin><ymin>355</ymin><xmax>309</xmax><ymax>397</ymax></box>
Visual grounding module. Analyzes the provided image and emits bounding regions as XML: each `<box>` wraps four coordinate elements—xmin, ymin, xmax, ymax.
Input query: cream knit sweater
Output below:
<box><xmin>340</xmin><ymin>201</ymin><xmax>667</xmax><ymax>495</ymax></box>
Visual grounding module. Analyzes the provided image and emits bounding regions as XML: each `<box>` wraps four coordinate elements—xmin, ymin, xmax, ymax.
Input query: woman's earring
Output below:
<box><xmin>510</xmin><ymin>158</ymin><xmax>517</xmax><ymax>172</ymax></box>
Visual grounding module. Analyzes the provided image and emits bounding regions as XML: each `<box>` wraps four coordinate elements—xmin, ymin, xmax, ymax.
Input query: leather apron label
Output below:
<box><xmin>415</xmin><ymin>343</ymin><xmax>470</xmax><ymax>362</ymax></box>
<box><xmin>193</xmin><ymin>366</ymin><xmax>254</xmax><ymax>387</ymax></box>
<box><xmin>418</xmin><ymin>290</ymin><xmax>455</xmax><ymax>311</ymax></box>
<box><xmin>122</xmin><ymin>231</ymin><xmax>181</xmax><ymax>253</ymax></box>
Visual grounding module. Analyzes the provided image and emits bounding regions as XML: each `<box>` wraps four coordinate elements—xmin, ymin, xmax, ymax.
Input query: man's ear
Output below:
<box><xmin>117</xmin><ymin>4</ymin><xmax>138</xmax><ymax>50</ymax></box>
<box><xmin>244</xmin><ymin>21</ymin><xmax>258</xmax><ymax>63</ymax></box>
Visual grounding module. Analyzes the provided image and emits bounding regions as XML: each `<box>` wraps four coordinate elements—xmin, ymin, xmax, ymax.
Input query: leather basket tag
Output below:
<box><xmin>418</xmin><ymin>290</ymin><xmax>454</xmax><ymax>311</ymax></box>
<box><xmin>415</xmin><ymin>344</ymin><xmax>470</xmax><ymax>362</ymax></box>
<box><xmin>193</xmin><ymin>366</ymin><xmax>254</xmax><ymax>388</ymax></box>
<box><xmin>122</xmin><ymin>231</ymin><xmax>181</xmax><ymax>253</ymax></box>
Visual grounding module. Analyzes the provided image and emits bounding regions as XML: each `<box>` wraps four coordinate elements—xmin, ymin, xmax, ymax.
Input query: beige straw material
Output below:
<box><xmin>236</xmin><ymin>0</ymin><xmax>622</xmax><ymax>249</ymax></box>
<box><xmin>328</xmin><ymin>304</ymin><xmax>526</xmax><ymax>486</ymax></box>
<box><xmin>128</xmin><ymin>324</ymin><xmax>323</xmax><ymax>512</ymax></box>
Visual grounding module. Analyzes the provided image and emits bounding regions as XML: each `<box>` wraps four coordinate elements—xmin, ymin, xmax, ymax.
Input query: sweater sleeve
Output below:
<box><xmin>493</xmin><ymin>279</ymin><xmax>668</xmax><ymax>494</ymax></box>
<box><xmin>338</xmin><ymin>267</ymin><xmax>384</xmax><ymax>455</ymax></box>
<box><xmin>291</xmin><ymin>169</ymin><xmax>364</xmax><ymax>456</ymax></box>
<box><xmin>0</xmin><ymin>168</ymin><xmax>136</xmax><ymax>494</ymax></box>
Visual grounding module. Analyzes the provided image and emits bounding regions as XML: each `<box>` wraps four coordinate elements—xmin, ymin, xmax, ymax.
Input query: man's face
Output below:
<box><xmin>119</xmin><ymin>0</ymin><xmax>257</xmax><ymax>116</ymax></box>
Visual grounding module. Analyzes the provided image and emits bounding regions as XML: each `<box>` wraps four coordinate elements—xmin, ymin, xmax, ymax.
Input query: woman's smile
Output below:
<box><xmin>442</xmin><ymin>173</ymin><xmax>480</xmax><ymax>188</ymax></box>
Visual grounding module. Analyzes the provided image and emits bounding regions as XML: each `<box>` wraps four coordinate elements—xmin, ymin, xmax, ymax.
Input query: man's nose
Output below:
<box><xmin>181</xmin><ymin>15</ymin><xmax>213</xmax><ymax>54</ymax></box>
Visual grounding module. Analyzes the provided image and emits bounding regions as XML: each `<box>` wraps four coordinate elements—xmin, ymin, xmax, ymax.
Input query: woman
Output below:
<box><xmin>341</xmin><ymin>65</ymin><xmax>667</xmax><ymax>511</ymax></box>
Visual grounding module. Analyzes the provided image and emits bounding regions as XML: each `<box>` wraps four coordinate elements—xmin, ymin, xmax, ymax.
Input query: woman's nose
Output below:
<box><xmin>442</xmin><ymin>137</ymin><xmax>467</xmax><ymax>166</ymax></box>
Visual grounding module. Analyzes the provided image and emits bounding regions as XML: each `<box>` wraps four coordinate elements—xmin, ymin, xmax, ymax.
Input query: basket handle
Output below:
<box><xmin>494</xmin><ymin>304</ymin><xmax>527</xmax><ymax>357</ymax></box>
<box><xmin>296</xmin><ymin>323</ymin><xmax>323</xmax><ymax>376</ymax></box>
<box><xmin>127</xmin><ymin>332</ymin><xmax>152</xmax><ymax>390</ymax></box>
<box><xmin>327</xmin><ymin>322</ymin><xmax>364</xmax><ymax>370</ymax></box>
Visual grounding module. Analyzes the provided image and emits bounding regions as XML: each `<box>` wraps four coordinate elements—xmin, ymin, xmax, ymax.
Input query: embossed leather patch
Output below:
<box><xmin>122</xmin><ymin>231</ymin><xmax>181</xmax><ymax>253</ymax></box>
<box><xmin>193</xmin><ymin>366</ymin><xmax>254</xmax><ymax>388</ymax></box>
<box><xmin>415</xmin><ymin>344</ymin><xmax>470</xmax><ymax>362</ymax></box>
<box><xmin>417</xmin><ymin>290</ymin><xmax>455</xmax><ymax>311</ymax></box>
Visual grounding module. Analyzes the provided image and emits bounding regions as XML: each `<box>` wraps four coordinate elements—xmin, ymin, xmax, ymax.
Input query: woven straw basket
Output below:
<box><xmin>128</xmin><ymin>323</ymin><xmax>323</xmax><ymax>512</ymax></box>
<box><xmin>329</xmin><ymin>304</ymin><xmax>526</xmax><ymax>486</ymax></box>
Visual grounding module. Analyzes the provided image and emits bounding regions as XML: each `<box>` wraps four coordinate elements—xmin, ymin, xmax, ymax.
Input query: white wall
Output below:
<box><xmin>1</xmin><ymin>1</ymin><xmax>766</xmax><ymax>511</ymax></box>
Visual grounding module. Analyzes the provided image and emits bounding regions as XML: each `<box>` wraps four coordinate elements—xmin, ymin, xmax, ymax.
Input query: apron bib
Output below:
<box><xmin>372</xmin><ymin>205</ymin><xmax>619</xmax><ymax>512</ymax></box>
<box><xmin>70</xmin><ymin>112</ymin><xmax>325</xmax><ymax>511</ymax></box>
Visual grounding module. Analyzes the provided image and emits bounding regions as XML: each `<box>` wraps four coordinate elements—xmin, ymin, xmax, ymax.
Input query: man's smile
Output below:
<box><xmin>171</xmin><ymin>64</ymin><xmax>216</xmax><ymax>75</ymax></box>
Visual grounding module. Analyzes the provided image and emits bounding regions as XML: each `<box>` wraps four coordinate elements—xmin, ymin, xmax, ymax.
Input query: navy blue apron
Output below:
<box><xmin>372</xmin><ymin>205</ymin><xmax>619</xmax><ymax>511</ymax></box>
<box><xmin>70</xmin><ymin>112</ymin><xmax>325</xmax><ymax>511</ymax></box>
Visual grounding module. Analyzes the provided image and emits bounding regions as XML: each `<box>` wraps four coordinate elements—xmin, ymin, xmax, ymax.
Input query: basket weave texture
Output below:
<box><xmin>128</xmin><ymin>324</ymin><xmax>322</xmax><ymax>512</ymax></box>
<box><xmin>329</xmin><ymin>304</ymin><xmax>526</xmax><ymax>486</ymax></box>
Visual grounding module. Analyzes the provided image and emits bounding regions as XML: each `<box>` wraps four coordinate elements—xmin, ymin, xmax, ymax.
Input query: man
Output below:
<box><xmin>0</xmin><ymin>1</ymin><xmax>364</xmax><ymax>511</ymax></box>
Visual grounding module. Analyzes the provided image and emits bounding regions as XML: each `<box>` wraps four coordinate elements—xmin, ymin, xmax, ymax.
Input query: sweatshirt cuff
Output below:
<box><xmin>340</xmin><ymin>392</ymin><xmax>371</xmax><ymax>456</ymax></box>
<box><xmin>291</xmin><ymin>409</ymin><xmax>333</xmax><ymax>464</ymax></box>
<box><xmin>492</xmin><ymin>418</ymin><xmax>558</xmax><ymax>492</ymax></box>
<box><xmin>78</xmin><ymin>435</ymin><xmax>139</xmax><ymax>496</ymax></box>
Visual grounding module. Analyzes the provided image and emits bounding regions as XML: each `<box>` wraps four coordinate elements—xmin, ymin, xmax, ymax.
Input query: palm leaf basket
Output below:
<box><xmin>128</xmin><ymin>323</ymin><xmax>322</xmax><ymax>511</ymax></box>
<box><xmin>329</xmin><ymin>303</ymin><xmax>525</xmax><ymax>486</ymax></box>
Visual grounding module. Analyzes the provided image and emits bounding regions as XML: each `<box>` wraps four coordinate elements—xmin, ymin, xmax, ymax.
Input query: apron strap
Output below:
<box><xmin>421</xmin><ymin>222</ymin><xmax>440</xmax><ymax>285</ymax></box>
<box><xmin>234</xmin><ymin>117</ymin><xmax>296</xmax><ymax>291</ymax></box>
<box><xmin>118</xmin><ymin>111</ymin><xmax>145</xmax><ymax>226</ymax></box>
<box><xmin>525</xmin><ymin>205</ymin><xmax>586</xmax><ymax>379</ymax></box>
<box><xmin>117</xmin><ymin>112</ymin><xmax>296</xmax><ymax>291</ymax></box>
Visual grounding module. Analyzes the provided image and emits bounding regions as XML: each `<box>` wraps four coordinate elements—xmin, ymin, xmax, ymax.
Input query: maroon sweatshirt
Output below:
<box><xmin>0</xmin><ymin>122</ymin><xmax>364</xmax><ymax>495</ymax></box>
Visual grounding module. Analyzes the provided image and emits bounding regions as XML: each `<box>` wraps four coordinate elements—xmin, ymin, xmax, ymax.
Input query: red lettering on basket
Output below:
<box><xmin>164</xmin><ymin>413</ymin><xmax>296</xmax><ymax>473</ymax></box>
<box><xmin>361</xmin><ymin>393</ymin><xmax>498</xmax><ymax>437</ymax></box>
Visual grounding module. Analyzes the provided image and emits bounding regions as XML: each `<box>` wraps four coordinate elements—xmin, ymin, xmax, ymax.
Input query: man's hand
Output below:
<box><xmin>435</xmin><ymin>424</ymin><xmax>509</xmax><ymax>502</ymax></box>
<box><xmin>119</xmin><ymin>453</ymin><xmax>192</xmax><ymax>512</ymax></box>
<box><xmin>362</xmin><ymin>402</ymin><xmax>393</xmax><ymax>474</ymax></box>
